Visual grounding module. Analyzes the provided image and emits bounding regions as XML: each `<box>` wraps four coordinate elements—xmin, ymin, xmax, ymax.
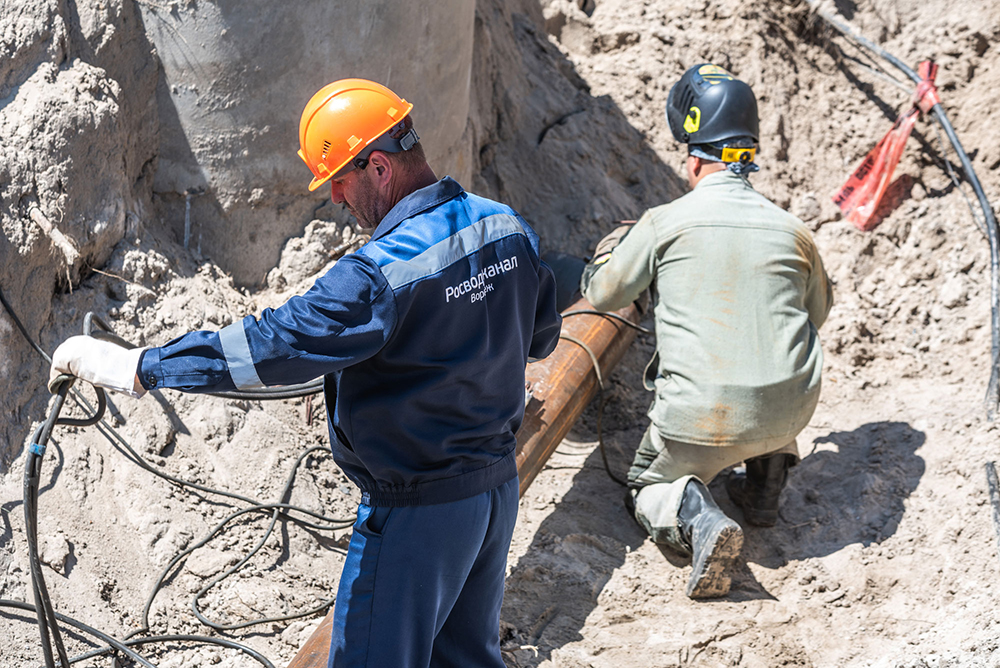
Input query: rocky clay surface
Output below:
<box><xmin>3</xmin><ymin>0</ymin><xmax>1000</xmax><ymax>666</ymax></box>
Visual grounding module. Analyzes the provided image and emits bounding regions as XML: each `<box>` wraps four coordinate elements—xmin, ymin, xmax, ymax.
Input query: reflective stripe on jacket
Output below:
<box><xmin>140</xmin><ymin>177</ymin><xmax>562</xmax><ymax>506</ymax></box>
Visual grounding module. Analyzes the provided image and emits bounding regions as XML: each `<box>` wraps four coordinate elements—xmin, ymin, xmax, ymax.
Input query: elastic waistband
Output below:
<box><xmin>356</xmin><ymin>449</ymin><xmax>518</xmax><ymax>507</ymax></box>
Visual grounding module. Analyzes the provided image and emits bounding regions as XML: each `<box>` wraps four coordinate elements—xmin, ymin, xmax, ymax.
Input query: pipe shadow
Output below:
<box><xmin>502</xmin><ymin>444</ymin><xmax>645</xmax><ymax>665</ymax></box>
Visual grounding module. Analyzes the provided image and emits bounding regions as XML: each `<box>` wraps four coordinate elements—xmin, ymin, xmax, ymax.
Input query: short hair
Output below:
<box><xmin>382</xmin><ymin>115</ymin><xmax>427</xmax><ymax>173</ymax></box>
<box><xmin>386</xmin><ymin>140</ymin><xmax>427</xmax><ymax>173</ymax></box>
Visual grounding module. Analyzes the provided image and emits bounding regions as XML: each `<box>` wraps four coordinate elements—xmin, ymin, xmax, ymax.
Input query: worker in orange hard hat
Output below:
<box><xmin>51</xmin><ymin>78</ymin><xmax>562</xmax><ymax>667</ymax></box>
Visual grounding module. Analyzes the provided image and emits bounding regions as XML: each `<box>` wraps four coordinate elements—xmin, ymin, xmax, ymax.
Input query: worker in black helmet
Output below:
<box><xmin>580</xmin><ymin>64</ymin><xmax>833</xmax><ymax>599</ymax></box>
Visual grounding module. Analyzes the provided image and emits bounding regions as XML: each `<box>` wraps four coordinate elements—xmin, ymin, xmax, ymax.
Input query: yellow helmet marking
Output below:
<box><xmin>698</xmin><ymin>64</ymin><xmax>734</xmax><ymax>84</ymax></box>
<box><xmin>683</xmin><ymin>106</ymin><xmax>701</xmax><ymax>134</ymax></box>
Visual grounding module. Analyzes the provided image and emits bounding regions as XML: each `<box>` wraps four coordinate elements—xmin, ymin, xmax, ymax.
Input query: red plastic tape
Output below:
<box><xmin>833</xmin><ymin>61</ymin><xmax>939</xmax><ymax>232</ymax></box>
<box><xmin>833</xmin><ymin>108</ymin><xmax>920</xmax><ymax>231</ymax></box>
<box><xmin>914</xmin><ymin>61</ymin><xmax>941</xmax><ymax>113</ymax></box>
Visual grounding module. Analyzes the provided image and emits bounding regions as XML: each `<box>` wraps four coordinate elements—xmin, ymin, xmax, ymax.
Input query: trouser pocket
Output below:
<box><xmin>355</xmin><ymin>503</ymin><xmax>392</xmax><ymax>538</ymax></box>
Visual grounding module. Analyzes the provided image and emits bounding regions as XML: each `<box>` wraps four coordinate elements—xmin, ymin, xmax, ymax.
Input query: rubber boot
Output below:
<box><xmin>725</xmin><ymin>453</ymin><xmax>798</xmax><ymax>527</ymax></box>
<box><xmin>677</xmin><ymin>480</ymin><xmax>743</xmax><ymax>599</ymax></box>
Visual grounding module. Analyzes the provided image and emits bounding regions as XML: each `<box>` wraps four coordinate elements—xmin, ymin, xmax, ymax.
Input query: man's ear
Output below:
<box><xmin>367</xmin><ymin>151</ymin><xmax>393</xmax><ymax>187</ymax></box>
<box><xmin>685</xmin><ymin>154</ymin><xmax>699</xmax><ymax>179</ymax></box>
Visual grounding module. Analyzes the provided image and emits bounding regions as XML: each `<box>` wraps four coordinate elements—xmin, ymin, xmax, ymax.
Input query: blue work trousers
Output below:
<box><xmin>329</xmin><ymin>476</ymin><xmax>519</xmax><ymax>667</ymax></box>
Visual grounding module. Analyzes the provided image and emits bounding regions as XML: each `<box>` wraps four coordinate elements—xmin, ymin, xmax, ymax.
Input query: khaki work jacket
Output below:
<box><xmin>581</xmin><ymin>170</ymin><xmax>833</xmax><ymax>448</ymax></box>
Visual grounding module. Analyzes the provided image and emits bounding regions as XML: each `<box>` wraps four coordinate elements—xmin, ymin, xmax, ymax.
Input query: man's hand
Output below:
<box><xmin>49</xmin><ymin>336</ymin><xmax>148</xmax><ymax>398</ymax></box>
<box><xmin>592</xmin><ymin>221</ymin><xmax>636</xmax><ymax>264</ymax></box>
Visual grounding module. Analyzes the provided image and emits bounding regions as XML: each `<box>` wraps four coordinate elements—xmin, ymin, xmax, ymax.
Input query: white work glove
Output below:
<box><xmin>48</xmin><ymin>335</ymin><xmax>148</xmax><ymax>398</ymax></box>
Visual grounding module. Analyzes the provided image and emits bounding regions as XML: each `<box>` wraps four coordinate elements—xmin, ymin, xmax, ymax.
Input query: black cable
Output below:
<box><xmin>0</xmin><ymin>600</ymin><xmax>275</xmax><ymax>668</ymax></box>
<box><xmin>55</xmin><ymin>391</ymin><xmax>354</xmax><ymax>636</ymax></box>
<box><xmin>557</xmin><ymin>332</ymin><xmax>628</xmax><ymax>487</ymax></box>
<box><xmin>0</xmin><ymin>292</ymin><xmax>349</xmax><ymax>665</ymax></box>
<box><xmin>142</xmin><ymin>500</ymin><xmax>346</xmax><ymax>633</ymax></box>
<box><xmin>17</xmin><ymin>371</ymin><xmax>348</xmax><ymax>666</ymax></box>
<box><xmin>558</xmin><ymin>308</ymin><xmax>654</xmax><ymax>486</ymax></box>
<box><xmin>932</xmin><ymin>122</ymin><xmax>988</xmax><ymax>239</ymax></box>
<box><xmin>0</xmin><ymin>600</ymin><xmax>156</xmax><ymax>667</ymax></box>
<box><xmin>78</xmin><ymin>634</ymin><xmax>276</xmax><ymax>668</ymax></box>
<box><xmin>0</xmin><ymin>283</ymin><xmax>52</xmax><ymax>362</ymax></box>
<box><xmin>562</xmin><ymin>308</ymin><xmax>653</xmax><ymax>335</ymax></box>
<box><xmin>208</xmin><ymin>378</ymin><xmax>325</xmax><ymax>400</ymax></box>
<box><xmin>46</xmin><ymin>352</ymin><xmax>326</xmax><ymax>510</ymax></box>
<box><xmin>804</xmin><ymin>0</ymin><xmax>1000</xmax><ymax>416</ymax></box>
<box><xmin>143</xmin><ymin>447</ymin><xmax>351</xmax><ymax>634</ymax></box>
<box><xmin>24</xmin><ymin>378</ymin><xmax>106</xmax><ymax>668</ymax></box>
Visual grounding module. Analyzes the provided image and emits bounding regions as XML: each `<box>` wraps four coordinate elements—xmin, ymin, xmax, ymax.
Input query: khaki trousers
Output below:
<box><xmin>628</xmin><ymin>425</ymin><xmax>799</xmax><ymax>548</ymax></box>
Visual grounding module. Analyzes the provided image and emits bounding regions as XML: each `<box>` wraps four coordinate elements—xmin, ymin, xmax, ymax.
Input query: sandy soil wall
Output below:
<box><xmin>1</xmin><ymin>0</ymin><xmax>158</xmax><ymax>468</ymax></box>
<box><xmin>0</xmin><ymin>0</ymin><xmax>684</xmax><ymax>466</ymax></box>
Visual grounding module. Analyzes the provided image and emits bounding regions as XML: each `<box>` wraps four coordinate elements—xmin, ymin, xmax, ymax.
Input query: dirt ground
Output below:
<box><xmin>502</xmin><ymin>1</ymin><xmax>1000</xmax><ymax>665</ymax></box>
<box><xmin>3</xmin><ymin>0</ymin><xmax>1000</xmax><ymax>666</ymax></box>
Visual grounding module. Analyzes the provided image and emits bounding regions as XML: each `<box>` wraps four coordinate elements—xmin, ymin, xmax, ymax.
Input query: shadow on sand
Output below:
<box><xmin>502</xmin><ymin>420</ymin><xmax>925</xmax><ymax>663</ymax></box>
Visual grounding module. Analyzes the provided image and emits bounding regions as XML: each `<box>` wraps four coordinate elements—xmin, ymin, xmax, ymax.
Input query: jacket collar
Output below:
<box><xmin>694</xmin><ymin>169</ymin><xmax>752</xmax><ymax>190</ymax></box>
<box><xmin>369</xmin><ymin>176</ymin><xmax>465</xmax><ymax>242</ymax></box>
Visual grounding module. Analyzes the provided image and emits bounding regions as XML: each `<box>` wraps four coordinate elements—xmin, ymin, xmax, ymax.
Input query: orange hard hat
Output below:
<box><xmin>297</xmin><ymin>79</ymin><xmax>418</xmax><ymax>192</ymax></box>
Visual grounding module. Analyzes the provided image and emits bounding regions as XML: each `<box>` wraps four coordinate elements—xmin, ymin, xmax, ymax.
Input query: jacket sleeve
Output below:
<box><xmin>528</xmin><ymin>259</ymin><xmax>562</xmax><ymax>361</ymax></box>
<box><xmin>805</xmin><ymin>241</ymin><xmax>834</xmax><ymax>329</ymax></box>
<box><xmin>138</xmin><ymin>254</ymin><xmax>397</xmax><ymax>393</ymax></box>
<box><xmin>580</xmin><ymin>212</ymin><xmax>656</xmax><ymax>311</ymax></box>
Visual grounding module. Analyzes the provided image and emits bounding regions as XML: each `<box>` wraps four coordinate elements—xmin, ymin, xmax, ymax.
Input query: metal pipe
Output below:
<box><xmin>516</xmin><ymin>297</ymin><xmax>640</xmax><ymax>495</ymax></box>
<box><xmin>287</xmin><ymin>612</ymin><xmax>334</xmax><ymax>668</ymax></box>
<box><xmin>285</xmin><ymin>297</ymin><xmax>640</xmax><ymax>668</ymax></box>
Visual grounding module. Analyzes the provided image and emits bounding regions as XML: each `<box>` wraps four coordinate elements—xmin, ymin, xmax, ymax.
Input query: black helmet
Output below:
<box><xmin>666</xmin><ymin>64</ymin><xmax>759</xmax><ymax>145</ymax></box>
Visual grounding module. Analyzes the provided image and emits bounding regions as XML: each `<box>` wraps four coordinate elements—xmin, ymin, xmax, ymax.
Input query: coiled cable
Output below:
<box><xmin>3</xmin><ymin>284</ymin><xmax>653</xmax><ymax>665</ymax></box>
<box><xmin>0</xmin><ymin>286</ymin><xmax>349</xmax><ymax>667</ymax></box>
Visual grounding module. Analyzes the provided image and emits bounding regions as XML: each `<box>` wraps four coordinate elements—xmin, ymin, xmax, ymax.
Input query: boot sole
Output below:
<box><xmin>686</xmin><ymin>521</ymin><xmax>743</xmax><ymax>599</ymax></box>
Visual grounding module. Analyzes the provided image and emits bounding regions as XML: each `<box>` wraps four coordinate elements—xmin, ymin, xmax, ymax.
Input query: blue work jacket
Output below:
<box><xmin>139</xmin><ymin>177</ymin><xmax>562</xmax><ymax>506</ymax></box>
